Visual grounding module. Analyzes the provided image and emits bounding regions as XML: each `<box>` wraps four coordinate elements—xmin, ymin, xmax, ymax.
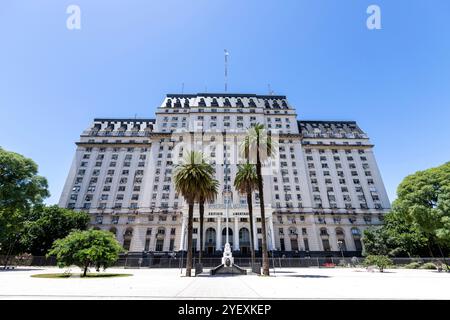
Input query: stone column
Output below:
<box><xmin>180</xmin><ymin>214</ymin><xmax>187</xmax><ymax>250</ymax></box>
<box><xmin>130</xmin><ymin>225</ymin><xmax>145</xmax><ymax>252</ymax></box>
<box><xmin>116</xmin><ymin>226</ymin><xmax>124</xmax><ymax>246</ymax></box>
<box><xmin>329</xmin><ymin>228</ymin><xmax>338</xmax><ymax>252</ymax></box>
<box><xmin>252</xmin><ymin>215</ymin><xmax>258</xmax><ymax>251</ymax></box>
<box><xmin>216</xmin><ymin>217</ymin><xmax>222</xmax><ymax>251</ymax></box>
<box><xmin>233</xmin><ymin>217</ymin><xmax>239</xmax><ymax>251</ymax></box>
<box><xmin>268</xmin><ymin>215</ymin><xmax>275</xmax><ymax>250</ymax></box>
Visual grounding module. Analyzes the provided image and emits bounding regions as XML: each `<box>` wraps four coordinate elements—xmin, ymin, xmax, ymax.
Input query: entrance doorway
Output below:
<box><xmin>205</xmin><ymin>228</ymin><xmax>216</xmax><ymax>255</ymax></box>
<box><xmin>239</xmin><ymin>227</ymin><xmax>250</xmax><ymax>255</ymax></box>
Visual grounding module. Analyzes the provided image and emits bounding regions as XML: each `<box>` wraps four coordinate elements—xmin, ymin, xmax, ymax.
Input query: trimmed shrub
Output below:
<box><xmin>403</xmin><ymin>262</ymin><xmax>421</xmax><ymax>269</ymax></box>
<box><xmin>363</xmin><ymin>255</ymin><xmax>393</xmax><ymax>272</ymax></box>
<box><xmin>419</xmin><ymin>262</ymin><xmax>437</xmax><ymax>270</ymax></box>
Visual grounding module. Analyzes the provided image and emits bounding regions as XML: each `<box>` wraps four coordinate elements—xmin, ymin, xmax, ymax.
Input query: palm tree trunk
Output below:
<box><xmin>199</xmin><ymin>199</ymin><xmax>205</xmax><ymax>264</ymax></box>
<box><xmin>246</xmin><ymin>187</ymin><xmax>256</xmax><ymax>268</ymax></box>
<box><xmin>256</xmin><ymin>139</ymin><xmax>270</xmax><ymax>276</ymax></box>
<box><xmin>186</xmin><ymin>202</ymin><xmax>194</xmax><ymax>277</ymax></box>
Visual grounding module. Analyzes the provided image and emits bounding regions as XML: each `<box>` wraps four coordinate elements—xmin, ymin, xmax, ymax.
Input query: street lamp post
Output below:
<box><xmin>337</xmin><ymin>240</ymin><xmax>345</xmax><ymax>259</ymax></box>
<box><xmin>180</xmin><ymin>224</ymin><xmax>187</xmax><ymax>275</ymax></box>
<box><xmin>267</xmin><ymin>221</ymin><xmax>275</xmax><ymax>276</ymax></box>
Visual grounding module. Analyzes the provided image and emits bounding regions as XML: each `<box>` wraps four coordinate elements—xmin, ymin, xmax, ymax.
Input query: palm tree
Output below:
<box><xmin>173</xmin><ymin>151</ymin><xmax>216</xmax><ymax>277</ymax></box>
<box><xmin>241</xmin><ymin>124</ymin><xmax>277</xmax><ymax>276</ymax></box>
<box><xmin>234</xmin><ymin>163</ymin><xmax>258</xmax><ymax>267</ymax></box>
<box><xmin>198</xmin><ymin>178</ymin><xmax>219</xmax><ymax>264</ymax></box>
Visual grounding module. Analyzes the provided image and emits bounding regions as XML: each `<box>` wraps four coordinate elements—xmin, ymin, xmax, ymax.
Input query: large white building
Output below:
<box><xmin>59</xmin><ymin>93</ymin><xmax>390</xmax><ymax>257</ymax></box>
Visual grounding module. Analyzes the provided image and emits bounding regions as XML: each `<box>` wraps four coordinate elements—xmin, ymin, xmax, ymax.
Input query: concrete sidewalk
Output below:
<box><xmin>1</xmin><ymin>267</ymin><xmax>449</xmax><ymax>299</ymax></box>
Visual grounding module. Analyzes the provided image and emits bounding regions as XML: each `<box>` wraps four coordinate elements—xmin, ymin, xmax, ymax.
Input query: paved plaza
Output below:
<box><xmin>1</xmin><ymin>266</ymin><xmax>449</xmax><ymax>299</ymax></box>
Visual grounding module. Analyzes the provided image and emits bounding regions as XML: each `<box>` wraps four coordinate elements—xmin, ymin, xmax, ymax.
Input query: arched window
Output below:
<box><xmin>222</xmin><ymin>227</ymin><xmax>233</xmax><ymax>247</ymax></box>
<box><xmin>336</xmin><ymin>228</ymin><xmax>345</xmax><ymax>237</ymax></box>
<box><xmin>239</xmin><ymin>228</ymin><xmax>250</xmax><ymax>243</ymax></box>
<box><xmin>124</xmin><ymin>228</ymin><xmax>133</xmax><ymax>237</ymax></box>
<box><xmin>222</xmin><ymin>227</ymin><xmax>233</xmax><ymax>236</ymax></box>
<box><xmin>272</xmin><ymin>100</ymin><xmax>280</xmax><ymax>108</ymax></box>
<box><xmin>205</xmin><ymin>228</ymin><xmax>216</xmax><ymax>244</ymax></box>
<box><xmin>351</xmin><ymin>228</ymin><xmax>362</xmax><ymax>251</ymax></box>
<box><xmin>123</xmin><ymin>227</ymin><xmax>133</xmax><ymax>251</ymax></box>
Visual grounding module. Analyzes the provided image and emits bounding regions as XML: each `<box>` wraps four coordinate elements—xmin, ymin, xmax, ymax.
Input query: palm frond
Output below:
<box><xmin>173</xmin><ymin>151</ymin><xmax>218</xmax><ymax>203</ymax></box>
<box><xmin>239</xmin><ymin>123</ymin><xmax>278</xmax><ymax>163</ymax></box>
<box><xmin>234</xmin><ymin>164</ymin><xmax>258</xmax><ymax>194</ymax></box>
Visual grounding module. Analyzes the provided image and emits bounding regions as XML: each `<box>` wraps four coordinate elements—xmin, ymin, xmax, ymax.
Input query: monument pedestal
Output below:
<box><xmin>210</xmin><ymin>243</ymin><xmax>247</xmax><ymax>276</ymax></box>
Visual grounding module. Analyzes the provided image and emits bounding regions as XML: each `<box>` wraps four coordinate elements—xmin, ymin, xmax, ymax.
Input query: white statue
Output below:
<box><xmin>221</xmin><ymin>243</ymin><xmax>234</xmax><ymax>266</ymax></box>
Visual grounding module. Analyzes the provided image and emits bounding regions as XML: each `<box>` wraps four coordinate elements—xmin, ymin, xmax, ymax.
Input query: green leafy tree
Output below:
<box><xmin>0</xmin><ymin>147</ymin><xmax>49</xmax><ymax>254</ymax></box>
<box><xmin>241</xmin><ymin>124</ymin><xmax>277</xmax><ymax>276</ymax></box>
<box><xmin>234</xmin><ymin>163</ymin><xmax>258</xmax><ymax>267</ymax></box>
<box><xmin>173</xmin><ymin>151</ymin><xmax>216</xmax><ymax>277</ymax></box>
<box><xmin>47</xmin><ymin>229</ymin><xmax>124</xmax><ymax>277</ymax></box>
<box><xmin>383</xmin><ymin>209</ymin><xmax>428</xmax><ymax>257</ymax></box>
<box><xmin>363</xmin><ymin>255</ymin><xmax>393</xmax><ymax>272</ymax></box>
<box><xmin>20</xmin><ymin>205</ymin><xmax>90</xmax><ymax>255</ymax></box>
<box><xmin>362</xmin><ymin>210</ymin><xmax>428</xmax><ymax>257</ymax></box>
<box><xmin>394</xmin><ymin>162</ymin><xmax>450</xmax><ymax>259</ymax></box>
<box><xmin>362</xmin><ymin>227</ymin><xmax>389</xmax><ymax>256</ymax></box>
<box><xmin>435</xmin><ymin>186</ymin><xmax>450</xmax><ymax>248</ymax></box>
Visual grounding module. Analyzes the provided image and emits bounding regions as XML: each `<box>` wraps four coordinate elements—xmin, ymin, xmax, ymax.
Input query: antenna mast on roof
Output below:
<box><xmin>224</xmin><ymin>49</ymin><xmax>229</xmax><ymax>92</ymax></box>
<box><xmin>181</xmin><ymin>82</ymin><xmax>184</xmax><ymax>94</ymax></box>
<box><xmin>268</xmin><ymin>84</ymin><xmax>274</xmax><ymax>95</ymax></box>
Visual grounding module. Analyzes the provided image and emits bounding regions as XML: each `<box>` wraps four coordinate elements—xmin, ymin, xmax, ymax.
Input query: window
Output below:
<box><xmin>155</xmin><ymin>239</ymin><xmax>164</xmax><ymax>251</ymax></box>
<box><xmin>303</xmin><ymin>238</ymin><xmax>309</xmax><ymax>251</ymax></box>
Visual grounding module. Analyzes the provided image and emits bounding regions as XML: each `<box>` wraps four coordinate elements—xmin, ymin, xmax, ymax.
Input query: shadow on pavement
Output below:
<box><xmin>0</xmin><ymin>268</ymin><xmax>43</xmax><ymax>272</ymax></box>
<box><xmin>279</xmin><ymin>274</ymin><xmax>331</xmax><ymax>278</ymax></box>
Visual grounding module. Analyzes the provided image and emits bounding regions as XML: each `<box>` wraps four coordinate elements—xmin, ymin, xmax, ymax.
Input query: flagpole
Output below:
<box><xmin>224</xmin><ymin>49</ymin><xmax>228</xmax><ymax>92</ymax></box>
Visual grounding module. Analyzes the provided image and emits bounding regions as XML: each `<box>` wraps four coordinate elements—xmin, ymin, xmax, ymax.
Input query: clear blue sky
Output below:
<box><xmin>1</xmin><ymin>0</ymin><xmax>449</xmax><ymax>205</ymax></box>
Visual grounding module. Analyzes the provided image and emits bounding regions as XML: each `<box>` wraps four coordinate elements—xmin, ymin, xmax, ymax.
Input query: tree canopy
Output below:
<box><xmin>395</xmin><ymin>162</ymin><xmax>450</xmax><ymax>251</ymax></box>
<box><xmin>20</xmin><ymin>205</ymin><xmax>90</xmax><ymax>255</ymax></box>
<box><xmin>363</xmin><ymin>162</ymin><xmax>450</xmax><ymax>257</ymax></box>
<box><xmin>173</xmin><ymin>151</ymin><xmax>216</xmax><ymax>204</ymax></box>
<box><xmin>0</xmin><ymin>147</ymin><xmax>49</xmax><ymax>252</ymax></box>
<box><xmin>48</xmin><ymin>229</ymin><xmax>124</xmax><ymax>277</ymax></box>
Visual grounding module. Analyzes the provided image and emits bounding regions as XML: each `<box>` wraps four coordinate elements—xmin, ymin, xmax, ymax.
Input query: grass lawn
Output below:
<box><xmin>31</xmin><ymin>273</ymin><xmax>132</xmax><ymax>279</ymax></box>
